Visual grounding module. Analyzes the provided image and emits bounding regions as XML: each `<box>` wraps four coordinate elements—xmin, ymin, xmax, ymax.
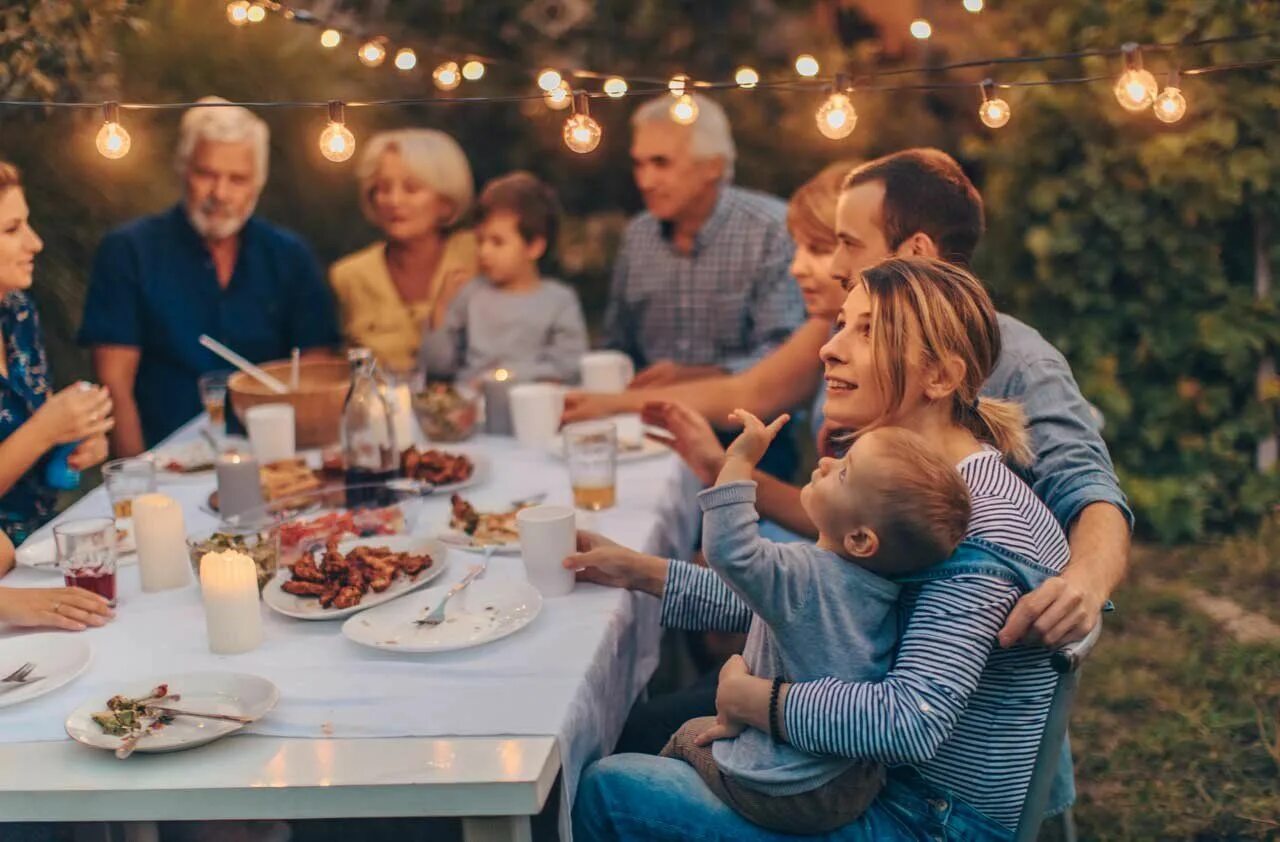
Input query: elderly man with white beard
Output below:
<box><xmin>79</xmin><ymin>97</ymin><xmax>339</xmax><ymax>455</ymax></box>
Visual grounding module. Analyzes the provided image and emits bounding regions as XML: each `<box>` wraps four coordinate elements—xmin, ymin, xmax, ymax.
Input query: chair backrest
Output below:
<box><xmin>1012</xmin><ymin>618</ymin><xmax>1103</xmax><ymax>842</ymax></box>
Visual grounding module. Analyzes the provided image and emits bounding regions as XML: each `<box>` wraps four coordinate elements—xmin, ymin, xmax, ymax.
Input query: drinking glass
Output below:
<box><xmin>102</xmin><ymin>458</ymin><xmax>157</xmax><ymax>537</ymax></box>
<box><xmin>198</xmin><ymin>371</ymin><xmax>232</xmax><ymax>437</ymax></box>
<box><xmin>54</xmin><ymin>517</ymin><xmax>118</xmax><ymax>606</ymax></box>
<box><xmin>564</xmin><ymin>421</ymin><xmax>618</xmax><ymax>511</ymax></box>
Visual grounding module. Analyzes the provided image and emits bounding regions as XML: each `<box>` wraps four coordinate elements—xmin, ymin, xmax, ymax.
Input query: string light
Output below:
<box><xmin>910</xmin><ymin>19</ymin><xmax>933</xmax><ymax>40</ymax></box>
<box><xmin>95</xmin><ymin>102</ymin><xmax>131</xmax><ymax>160</ymax></box>
<box><xmin>978</xmin><ymin>78</ymin><xmax>1011</xmax><ymax>128</ymax></box>
<box><xmin>734</xmin><ymin>66</ymin><xmax>760</xmax><ymax>88</ymax></box>
<box><xmin>963</xmin><ymin>0</ymin><xmax>984</xmax><ymax>11</ymax></box>
<box><xmin>394</xmin><ymin>48</ymin><xmax>417</xmax><ymax>71</ymax></box>
<box><xmin>670</xmin><ymin>93</ymin><xmax>698</xmax><ymax>125</ymax></box>
<box><xmin>545</xmin><ymin>80</ymin><xmax>572</xmax><ymax>110</ymax></box>
<box><xmin>563</xmin><ymin>92</ymin><xmax>603</xmax><ymax>154</ymax></box>
<box><xmin>226</xmin><ymin>1</ymin><xmax>250</xmax><ymax>25</ymax></box>
<box><xmin>246</xmin><ymin>3</ymin><xmax>266</xmax><ymax>23</ymax></box>
<box><xmin>1115</xmin><ymin>42</ymin><xmax>1158</xmax><ymax>112</ymax></box>
<box><xmin>815</xmin><ymin>73</ymin><xmax>857</xmax><ymax>140</ymax></box>
<box><xmin>319</xmin><ymin>101</ymin><xmax>355</xmax><ymax>163</ymax></box>
<box><xmin>358</xmin><ymin>39</ymin><xmax>387</xmax><ymax>68</ymax></box>
<box><xmin>319</xmin><ymin>28</ymin><xmax>341</xmax><ymax>48</ymax></box>
<box><xmin>603</xmin><ymin>77</ymin><xmax>628</xmax><ymax>98</ymax></box>
<box><xmin>1153</xmin><ymin>69</ymin><xmax>1187</xmax><ymax>123</ymax></box>
<box><xmin>795</xmin><ymin>54</ymin><xmax>820</xmax><ymax>77</ymax></box>
<box><xmin>537</xmin><ymin>69</ymin><xmax>563</xmax><ymax>92</ymax></box>
<box><xmin>433</xmin><ymin>61</ymin><xmax>461</xmax><ymax>90</ymax></box>
<box><xmin>462</xmin><ymin>60</ymin><xmax>486</xmax><ymax>81</ymax></box>
<box><xmin>668</xmin><ymin>74</ymin><xmax>690</xmax><ymax>96</ymax></box>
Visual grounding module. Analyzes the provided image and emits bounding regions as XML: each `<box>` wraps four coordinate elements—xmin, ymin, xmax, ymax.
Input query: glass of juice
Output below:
<box><xmin>198</xmin><ymin>371</ymin><xmax>232</xmax><ymax>437</ymax></box>
<box><xmin>54</xmin><ymin>517</ymin><xmax>118</xmax><ymax>606</ymax></box>
<box><xmin>564</xmin><ymin>421</ymin><xmax>618</xmax><ymax>511</ymax></box>
<box><xmin>103</xmin><ymin>458</ymin><xmax>157</xmax><ymax>540</ymax></box>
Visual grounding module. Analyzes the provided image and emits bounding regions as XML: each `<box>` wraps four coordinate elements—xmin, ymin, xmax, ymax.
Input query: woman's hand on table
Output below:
<box><xmin>701</xmin><ymin>654</ymin><xmax>789</xmax><ymax>744</ymax></box>
<box><xmin>31</xmin><ymin>383</ymin><xmax>114</xmax><ymax>447</ymax></box>
<box><xmin>0</xmin><ymin>586</ymin><xmax>113</xmax><ymax>632</ymax></box>
<box><xmin>564</xmin><ymin>531</ymin><xmax>669</xmax><ymax>597</ymax></box>
<box><xmin>641</xmin><ymin>401</ymin><xmax>725</xmax><ymax>486</ymax></box>
<box><xmin>66</xmin><ymin>434</ymin><xmax>110</xmax><ymax>471</ymax></box>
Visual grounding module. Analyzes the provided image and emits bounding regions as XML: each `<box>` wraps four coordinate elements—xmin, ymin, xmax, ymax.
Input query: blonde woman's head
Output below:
<box><xmin>357</xmin><ymin>129</ymin><xmax>474</xmax><ymax>242</ymax></box>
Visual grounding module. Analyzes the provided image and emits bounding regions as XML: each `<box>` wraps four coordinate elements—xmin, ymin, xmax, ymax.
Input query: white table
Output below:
<box><xmin>0</xmin><ymin>417</ymin><xmax>702</xmax><ymax>841</ymax></box>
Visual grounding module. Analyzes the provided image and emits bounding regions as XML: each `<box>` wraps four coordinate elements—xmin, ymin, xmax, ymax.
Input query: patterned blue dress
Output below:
<box><xmin>0</xmin><ymin>291</ymin><xmax>55</xmax><ymax>543</ymax></box>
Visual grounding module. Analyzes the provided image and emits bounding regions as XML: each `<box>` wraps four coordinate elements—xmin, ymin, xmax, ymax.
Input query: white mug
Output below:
<box><xmin>516</xmin><ymin>505</ymin><xmax>576</xmax><ymax>597</ymax></box>
<box><xmin>244</xmin><ymin>403</ymin><xmax>296</xmax><ymax>464</ymax></box>
<box><xmin>580</xmin><ymin>351</ymin><xmax>635</xmax><ymax>393</ymax></box>
<box><xmin>509</xmin><ymin>384</ymin><xmax>565</xmax><ymax>448</ymax></box>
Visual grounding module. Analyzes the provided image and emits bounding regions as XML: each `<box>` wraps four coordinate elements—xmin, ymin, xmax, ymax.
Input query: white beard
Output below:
<box><xmin>186</xmin><ymin>195</ymin><xmax>257</xmax><ymax>241</ymax></box>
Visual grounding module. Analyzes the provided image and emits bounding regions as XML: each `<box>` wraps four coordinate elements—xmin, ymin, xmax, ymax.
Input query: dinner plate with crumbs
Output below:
<box><xmin>65</xmin><ymin>672</ymin><xmax>277</xmax><ymax>756</ymax></box>
<box><xmin>342</xmin><ymin>577</ymin><xmax>543</xmax><ymax>653</ymax></box>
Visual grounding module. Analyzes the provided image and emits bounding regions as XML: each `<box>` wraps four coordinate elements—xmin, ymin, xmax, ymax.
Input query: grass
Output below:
<box><xmin>1066</xmin><ymin>514</ymin><xmax>1280</xmax><ymax>840</ymax></box>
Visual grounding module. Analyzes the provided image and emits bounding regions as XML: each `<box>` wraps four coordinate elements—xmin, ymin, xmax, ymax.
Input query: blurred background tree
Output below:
<box><xmin>0</xmin><ymin>0</ymin><xmax>1275</xmax><ymax>541</ymax></box>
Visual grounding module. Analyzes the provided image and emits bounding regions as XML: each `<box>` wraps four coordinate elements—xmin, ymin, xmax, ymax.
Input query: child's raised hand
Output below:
<box><xmin>724</xmin><ymin>409</ymin><xmax>791</xmax><ymax>467</ymax></box>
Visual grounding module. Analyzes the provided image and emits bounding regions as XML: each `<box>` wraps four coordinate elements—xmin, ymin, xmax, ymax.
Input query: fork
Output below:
<box><xmin>415</xmin><ymin>548</ymin><xmax>492</xmax><ymax>627</ymax></box>
<box><xmin>510</xmin><ymin>491</ymin><xmax>548</xmax><ymax>508</ymax></box>
<box><xmin>0</xmin><ymin>662</ymin><xmax>43</xmax><ymax>693</ymax></box>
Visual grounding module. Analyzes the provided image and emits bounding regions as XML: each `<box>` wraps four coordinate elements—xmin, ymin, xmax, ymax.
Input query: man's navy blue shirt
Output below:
<box><xmin>78</xmin><ymin>204</ymin><xmax>339</xmax><ymax>445</ymax></box>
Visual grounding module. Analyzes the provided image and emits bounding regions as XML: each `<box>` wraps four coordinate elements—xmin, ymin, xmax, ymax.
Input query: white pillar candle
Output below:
<box><xmin>215</xmin><ymin>452</ymin><xmax>265</xmax><ymax>520</ymax></box>
<box><xmin>199</xmin><ymin>550</ymin><xmax>264</xmax><ymax>654</ymax></box>
<box><xmin>133</xmin><ymin>493</ymin><xmax>193</xmax><ymax>593</ymax></box>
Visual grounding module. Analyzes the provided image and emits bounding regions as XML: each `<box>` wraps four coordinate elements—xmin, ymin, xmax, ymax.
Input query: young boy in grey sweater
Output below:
<box><xmin>660</xmin><ymin>410</ymin><xmax>971</xmax><ymax>834</ymax></box>
<box><xmin>419</xmin><ymin>171</ymin><xmax>587</xmax><ymax>385</ymax></box>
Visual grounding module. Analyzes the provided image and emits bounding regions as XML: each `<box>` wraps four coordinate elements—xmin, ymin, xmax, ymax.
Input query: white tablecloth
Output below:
<box><xmin>1</xmin><ymin>419</ymin><xmax>703</xmax><ymax>838</ymax></box>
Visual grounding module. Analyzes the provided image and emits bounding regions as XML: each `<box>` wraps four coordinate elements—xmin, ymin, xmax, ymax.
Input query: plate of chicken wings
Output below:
<box><xmin>262</xmin><ymin>534</ymin><xmax>449</xmax><ymax>621</ymax></box>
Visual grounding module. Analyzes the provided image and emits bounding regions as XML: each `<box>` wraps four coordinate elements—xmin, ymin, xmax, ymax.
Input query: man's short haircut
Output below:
<box><xmin>631</xmin><ymin>94</ymin><xmax>736</xmax><ymax>184</ymax></box>
<box><xmin>478</xmin><ymin>171</ymin><xmax>561</xmax><ymax>253</ymax></box>
<box><xmin>843</xmin><ymin>149</ymin><xmax>984</xmax><ymax>266</ymax></box>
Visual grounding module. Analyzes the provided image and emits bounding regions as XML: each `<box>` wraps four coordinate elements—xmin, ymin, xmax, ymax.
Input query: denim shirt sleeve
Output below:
<box><xmin>659</xmin><ymin>558</ymin><xmax>753</xmax><ymax>633</ymax></box>
<box><xmin>1000</xmin><ymin>344</ymin><xmax>1133</xmax><ymax>533</ymax></box>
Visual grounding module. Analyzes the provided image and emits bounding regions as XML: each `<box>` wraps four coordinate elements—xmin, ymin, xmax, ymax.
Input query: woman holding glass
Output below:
<box><xmin>0</xmin><ymin>161</ymin><xmax>113</xmax><ymax>545</ymax></box>
<box><xmin>329</xmin><ymin>129</ymin><xmax>478</xmax><ymax>372</ymax></box>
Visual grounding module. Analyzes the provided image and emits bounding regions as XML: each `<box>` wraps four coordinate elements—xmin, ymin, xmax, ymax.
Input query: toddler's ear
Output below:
<box><xmin>843</xmin><ymin>527</ymin><xmax>879</xmax><ymax>559</ymax></box>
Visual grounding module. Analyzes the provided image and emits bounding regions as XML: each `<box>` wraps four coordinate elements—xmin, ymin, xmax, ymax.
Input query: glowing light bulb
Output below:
<box><xmin>545</xmin><ymin>82</ymin><xmax>572</xmax><ymax>110</ymax></box>
<box><xmin>431</xmin><ymin>61</ymin><xmax>460</xmax><ymax>90</ymax></box>
<box><xmin>910</xmin><ymin>18</ymin><xmax>932</xmax><ymax>39</ymax></box>
<box><xmin>1114</xmin><ymin>68</ymin><xmax>1158</xmax><ymax>111</ymax></box>
<box><xmin>963</xmin><ymin>0</ymin><xmax>984</xmax><ymax>11</ymax></box>
<box><xmin>394</xmin><ymin>48</ymin><xmax>417</xmax><ymax>71</ymax></box>
<box><xmin>795</xmin><ymin>54</ymin><xmax>820</xmax><ymax>77</ymax></box>
<box><xmin>815</xmin><ymin>93</ymin><xmax>857</xmax><ymax>140</ymax></box>
<box><xmin>537</xmin><ymin>69</ymin><xmax>563</xmax><ymax>92</ymax></box>
<box><xmin>603</xmin><ymin>77</ymin><xmax>628</xmax><ymax>98</ymax></box>
<box><xmin>564</xmin><ymin>115</ymin><xmax>602</xmax><ymax>154</ymax></box>
<box><xmin>668</xmin><ymin>74</ymin><xmax>690</xmax><ymax>96</ymax></box>
<box><xmin>670</xmin><ymin>94</ymin><xmax>698</xmax><ymax>125</ymax></box>
<box><xmin>246</xmin><ymin>3</ymin><xmax>266</xmax><ymax>23</ymax></box>
<box><xmin>979</xmin><ymin>97</ymin><xmax>1011</xmax><ymax>128</ymax></box>
<box><xmin>735</xmin><ymin>66</ymin><xmax>760</xmax><ymax>89</ymax></box>
<box><xmin>96</xmin><ymin>121</ymin><xmax>131</xmax><ymax>160</ymax></box>
<box><xmin>320</xmin><ymin>28</ymin><xmax>341</xmax><ymax>48</ymax></box>
<box><xmin>226</xmin><ymin>1</ymin><xmax>250</xmax><ymax>25</ymax></box>
<box><xmin>1153</xmin><ymin>86</ymin><xmax>1186</xmax><ymax>123</ymax></box>
<box><xmin>462</xmin><ymin>60</ymin><xmax>485</xmax><ymax>81</ymax></box>
<box><xmin>319</xmin><ymin>102</ymin><xmax>355</xmax><ymax>163</ymax></box>
<box><xmin>358</xmin><ymin>39</ymin><xmax>386</xmax><ymax>68</ymax></box>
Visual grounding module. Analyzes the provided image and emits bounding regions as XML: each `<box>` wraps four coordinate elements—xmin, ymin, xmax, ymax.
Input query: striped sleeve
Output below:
<box><xmin>659</xmin><ymin>559</ymin><xmax>753</xmax><ymax>633</ymax></box>
<box><xmin>783</xmin><ymin>575</ymin><xmax>1019</xmax><ymax>764</ymax></box>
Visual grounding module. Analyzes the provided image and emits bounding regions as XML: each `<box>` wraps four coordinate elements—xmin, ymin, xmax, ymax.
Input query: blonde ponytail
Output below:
<box><xmin>966</xmin><ymin>397</ymin><xmax>1031</xmax><ymax>466</ymax></box>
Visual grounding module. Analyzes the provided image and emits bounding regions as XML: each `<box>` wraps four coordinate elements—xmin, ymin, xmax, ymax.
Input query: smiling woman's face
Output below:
<box><xmin>0</xmin><ymin>187</ymin><xmax>43</xmax><ymax>294</ymax></box>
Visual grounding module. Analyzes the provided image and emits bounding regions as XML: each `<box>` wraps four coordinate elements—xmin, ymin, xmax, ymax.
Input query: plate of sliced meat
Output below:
<box><xmin>399</xmin><ymin>447</ymin><xmax>487</xmax><ymax>494</ymax></box>
<box><xmin>262</xmin><ymin>534</ymin><xmax>448</xmax><ymax>621</ymax></box>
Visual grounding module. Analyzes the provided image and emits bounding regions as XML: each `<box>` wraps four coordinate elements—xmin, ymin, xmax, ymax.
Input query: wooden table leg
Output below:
<box><xmin>461</xmin><ymin>815</ymin><xmax>533</xmax><ymax>842</ymax></box>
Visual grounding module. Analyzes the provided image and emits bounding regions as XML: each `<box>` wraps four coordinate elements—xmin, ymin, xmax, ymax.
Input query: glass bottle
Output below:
<box><xmin>341</xmin><ymin>347</ymin><xmax>398</xmax><ymax>506</ymax></box>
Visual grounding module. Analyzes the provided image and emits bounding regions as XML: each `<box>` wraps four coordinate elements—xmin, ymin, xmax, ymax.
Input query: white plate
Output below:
<box><xmin>545</xmin><ymin>434</ymin><xmax>671</xmax><ymax>463</ymax></box>
<box><xmin>262</xmin><ymin>535</ymin><xmax>449</xmax><ymax>621</ymax></box>
<box><xmin>65</xmin><ymin>671</ymin><xmax>277</xmax><ymax>755</ymax></box>
<box><xmin>418</xmin><ymin>450</ymin><xmax>490</xmax><ymax>495</ymax></box>
<box><xmin>0</xmin><ymin>634</ymin><xmax>91</xmax><ymax>709</ymax></box>
<box><xmin>148</xmin><ymin>438</ymin><xmax>219</xmax><ymax>476</ymax></box>
<box><xmin>437</xmin><ymin>531</ymin><xmax>522</xmax><ymax>556</ymax></box>
<box><xmin>16</xmin><ymin>530</ymin><xmax>137</xmax><ymax>570</ymax></box>
<box><xmin>342</xmin><ymin>577</ymin><xmax>542</xmax><ymax>653</ymax></box>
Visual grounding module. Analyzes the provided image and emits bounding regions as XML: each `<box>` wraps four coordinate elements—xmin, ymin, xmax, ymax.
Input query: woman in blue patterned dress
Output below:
<box><xmin>0</xmin><ymin>161</ymin><xmax>114</xmax><ymax>547</ymax></box>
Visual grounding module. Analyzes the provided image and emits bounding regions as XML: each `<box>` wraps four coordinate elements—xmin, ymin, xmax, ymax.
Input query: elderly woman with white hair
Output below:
<box><xmin>329</xmin><ymin>128</ymin><xmax>478</xmax><ymax>372</ymax></box>
<box><xmin>79</xmin><ymin>97</ymin><xmax>339</xmax><ymax>454</ymax></box>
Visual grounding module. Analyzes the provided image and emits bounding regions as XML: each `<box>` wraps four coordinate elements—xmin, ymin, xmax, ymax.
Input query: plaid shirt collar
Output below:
<box><xmin>656</xmin><ymin>186</ymin><xmax>734</xmax><ymax>257</ymax></box>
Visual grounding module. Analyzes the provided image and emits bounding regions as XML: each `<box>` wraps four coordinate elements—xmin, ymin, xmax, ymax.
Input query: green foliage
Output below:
<box><xmin>965</xmin><ymin>0</ymin><xmax>1280</xmax><ymax>541</ymax></box>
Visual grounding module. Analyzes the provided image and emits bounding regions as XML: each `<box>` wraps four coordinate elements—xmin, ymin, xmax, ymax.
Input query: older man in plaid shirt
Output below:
<box><xmin>603</xmin><ymin>94</ymin><xmax>806</xmax><ymax>389</ymax></box>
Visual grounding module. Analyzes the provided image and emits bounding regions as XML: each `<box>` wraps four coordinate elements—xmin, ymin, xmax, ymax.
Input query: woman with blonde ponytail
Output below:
<box><xmin>574</xmin><ymin>255</ymin><xmax>1079</xmax><ymax>841</ymax></box>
